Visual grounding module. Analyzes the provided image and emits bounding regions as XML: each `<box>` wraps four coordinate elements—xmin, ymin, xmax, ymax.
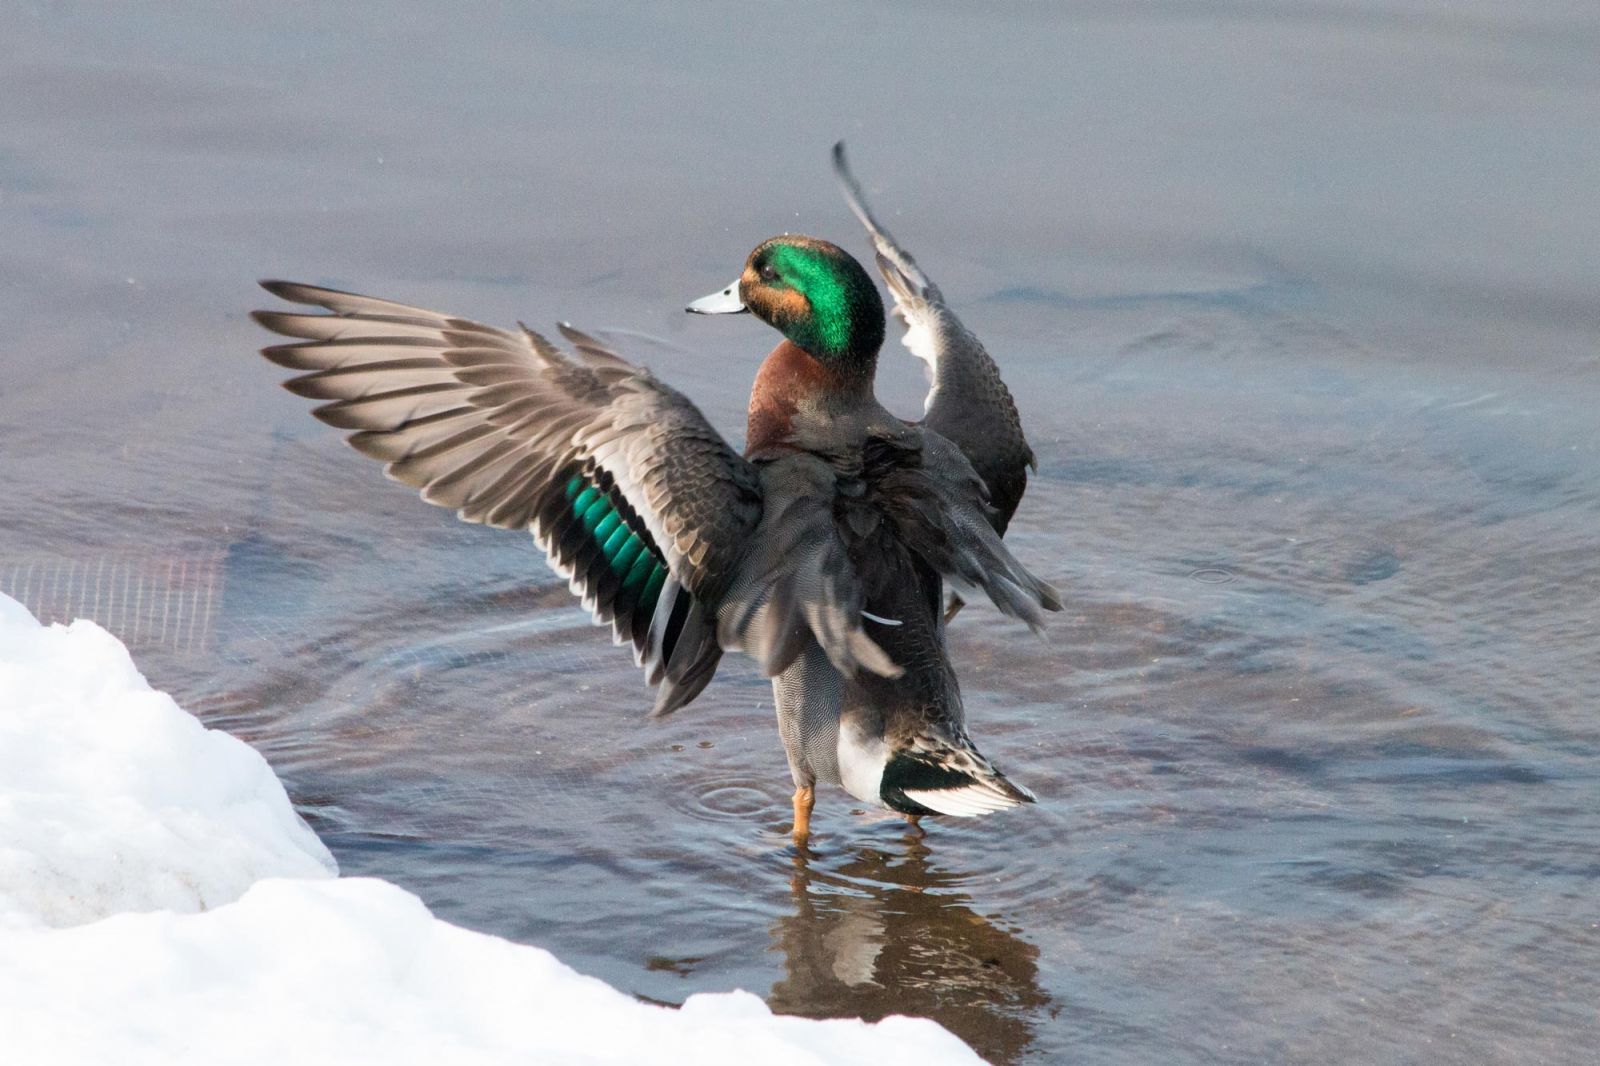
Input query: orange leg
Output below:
<box><xmin>791</xmin><ymin>785</ymin><xmax>815</xmax><ymax>844</ymax></box>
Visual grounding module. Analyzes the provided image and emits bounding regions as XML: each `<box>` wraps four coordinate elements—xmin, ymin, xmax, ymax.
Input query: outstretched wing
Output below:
<box><xmin>253</xmin><ymin>281</ymin><xmax>891</xmax><ymax>714</ymax></box>
<box><xmin>832</xmin><ymin>142</ymin><xmax>1035</xmax><ymax>534</ymax></box>
<box><xmin>866</xmin><ymin>429</ymin><xmax>1061</xmax><ymax>632</ymax></box>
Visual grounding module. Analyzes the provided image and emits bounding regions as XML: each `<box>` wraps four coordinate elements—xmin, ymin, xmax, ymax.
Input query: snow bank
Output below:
<box><xmin>0</xmin><ymin>594</ymin><xmax>335</xmax><ymax>929</ymax></box>
<box><xmin>1</xmin><ymin>877</ymin><xmax>977</xmax><ymax>1065</ymax></box>
<box><xmin>0</xmin><ymin>595</ymin><xmax>982</xmax><ymax>1065</ymax></box>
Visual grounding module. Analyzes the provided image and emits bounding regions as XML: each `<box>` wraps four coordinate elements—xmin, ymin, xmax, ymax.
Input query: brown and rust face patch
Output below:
<box><xmin>739</xmin><ymin>259</ymin><xmax>810</xmax><ymax>329</ymax></box>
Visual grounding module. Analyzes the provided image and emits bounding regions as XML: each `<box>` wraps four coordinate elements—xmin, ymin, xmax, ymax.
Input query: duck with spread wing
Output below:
<box><xmin>253</xmin><ymin>146</ymin><xmax>1055</xmax><ymax>843</ymax></box>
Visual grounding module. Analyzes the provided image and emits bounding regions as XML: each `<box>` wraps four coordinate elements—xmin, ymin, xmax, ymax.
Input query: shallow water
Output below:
<box><xmin>4</xmin><ymin>3</ymin><xmax>1598</xmax><ymax>1063</ymax></box>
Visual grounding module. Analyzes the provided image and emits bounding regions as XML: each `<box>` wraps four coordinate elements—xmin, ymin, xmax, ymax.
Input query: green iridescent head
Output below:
<box><xmin>736</xmin><ymin>236</ymin><xmax>886</xmax><ymax>370</ymax></box>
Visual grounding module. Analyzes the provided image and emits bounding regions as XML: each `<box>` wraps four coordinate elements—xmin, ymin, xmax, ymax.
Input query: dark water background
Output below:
<box><xmin>3</xmin><ymin>3</ymin><xmax>1597</xmax><ymax>1062</ymax></box>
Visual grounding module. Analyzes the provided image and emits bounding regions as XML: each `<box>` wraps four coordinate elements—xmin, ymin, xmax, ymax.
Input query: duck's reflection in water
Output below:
<box><xmin>768</xmin><ymin>837</ymin><xmax>1049</xmax><ymax>1065</ymax></box>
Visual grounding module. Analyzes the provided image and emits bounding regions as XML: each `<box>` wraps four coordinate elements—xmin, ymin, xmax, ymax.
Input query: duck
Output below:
<box><xmin>252</xmin><ymin>147</ymin><xmax>1057</xmax><ymax>844</ymax></box>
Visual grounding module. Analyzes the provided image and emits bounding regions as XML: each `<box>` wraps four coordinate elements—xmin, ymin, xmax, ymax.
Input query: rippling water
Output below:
<box><xmin>4</xmin><ymin>3</ymin><xmax>1598</xmax><ymax>1063</ymax></box>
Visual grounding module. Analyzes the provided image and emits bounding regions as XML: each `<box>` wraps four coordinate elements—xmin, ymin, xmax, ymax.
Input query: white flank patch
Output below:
<box><xmin>0</xmin><ymin>594</ymin><xmax>983</xmax><ymax>1066</ymax></box>
<box><xmin>837</xmin><ymin>720</ymin><xmax>890</xmax><ymax>809</ymax></box>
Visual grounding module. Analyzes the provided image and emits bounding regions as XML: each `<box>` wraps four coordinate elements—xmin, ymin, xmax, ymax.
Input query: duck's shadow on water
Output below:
<box><xmin>767</xmin><ymin>834</ymin><xmax>1050</xmax><ymax>1065</ymax></box>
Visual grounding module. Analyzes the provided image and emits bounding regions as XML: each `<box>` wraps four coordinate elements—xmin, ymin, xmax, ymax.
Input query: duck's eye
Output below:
<box><xmin>757</xmin><ymin>263</ymin><xmax>778</xmax><ymax>282</ymax></box>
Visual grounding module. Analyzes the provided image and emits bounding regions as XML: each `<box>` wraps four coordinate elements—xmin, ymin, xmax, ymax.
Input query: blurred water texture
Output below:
<box><xmin>2</xmin><ymin>3</ymin><xmax>1597</xmax><ymax>1063</ymax></box>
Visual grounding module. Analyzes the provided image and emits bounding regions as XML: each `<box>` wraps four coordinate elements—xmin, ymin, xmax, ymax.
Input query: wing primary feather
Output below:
<box><xmin>256</xmin><ymin>281</ymin><xmax>768</xmax><ymax>715</ymax></box>
<box><xmin>258</xmin><ymin>280</ymin><xmax>457</xmax><ymax>321</ymax></box>
<box><xmin>831</xmin><ymin>141</ymin><xmax>941</xmax><ymax>304</ymax></box>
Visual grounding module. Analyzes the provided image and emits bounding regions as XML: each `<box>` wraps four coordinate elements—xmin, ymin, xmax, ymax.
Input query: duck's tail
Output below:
<box><xmin>879</xmin><ymin>732</ymin><xmax>1036</xmax><ymax>818</ymax></box>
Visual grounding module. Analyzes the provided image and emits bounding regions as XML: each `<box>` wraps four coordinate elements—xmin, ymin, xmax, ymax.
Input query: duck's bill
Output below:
<box><xmin>686</xmin><ymin>280</ymin><xmax>747</xmax><ymax>315</ymax></box>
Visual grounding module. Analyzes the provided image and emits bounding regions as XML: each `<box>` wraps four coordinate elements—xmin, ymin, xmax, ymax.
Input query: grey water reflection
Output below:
<box><xmin>771</xmin><ymin>842</ymin><xmax>1049</xmax><ymax>1065</ymax></box>
<box><xmin>4</xmin><ymin>1</ymin><xmax>1600</xmax><ymax>1063</ymax></box>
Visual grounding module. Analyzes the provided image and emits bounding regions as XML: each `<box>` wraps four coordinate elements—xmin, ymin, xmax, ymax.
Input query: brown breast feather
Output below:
<box><xmin>745</xmin><ymin>340</ymin><xmax>842</xmax><ymax>457</ymax></box>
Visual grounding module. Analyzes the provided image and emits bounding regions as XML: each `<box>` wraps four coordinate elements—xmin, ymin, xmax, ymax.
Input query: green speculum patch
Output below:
<box><xmin>564</xmin><ymin>473</ymin><xmax>667</xmax><ymax>617</ymax></box>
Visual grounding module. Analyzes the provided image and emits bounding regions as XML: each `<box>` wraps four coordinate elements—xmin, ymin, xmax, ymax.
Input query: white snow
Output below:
<box><xmin>0</xmin><ymin>593</ymin><xmax>336</xmax><ymax>930</ymax></box>
<box><xmin>0</xmin><ymin>594</ymin><xmax>983</xmax><ymax>1065</ymax></box>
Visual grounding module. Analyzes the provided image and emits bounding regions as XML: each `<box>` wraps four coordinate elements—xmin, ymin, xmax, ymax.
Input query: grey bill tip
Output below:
<box><xmin>686</xmin><ymin>279</ymin><xmax>748</xmax><ymax>315</ymax></box>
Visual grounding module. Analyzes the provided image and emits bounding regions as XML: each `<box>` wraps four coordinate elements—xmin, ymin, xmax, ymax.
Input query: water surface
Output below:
<box><xmin>3</xmin><ymin>3</ymin><xmax>1597</xmax><ymax>1063</ymax></box>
